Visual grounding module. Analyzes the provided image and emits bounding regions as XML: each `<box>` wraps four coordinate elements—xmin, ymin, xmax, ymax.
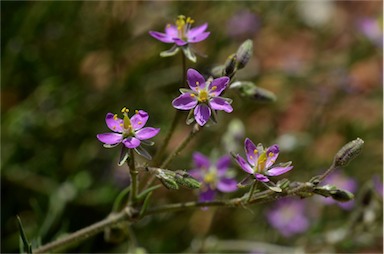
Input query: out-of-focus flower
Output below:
<box><xmin>97</xmin><ymin>108</ymin><xmax>160</xmax><ymax>163</ymax></box>
<box><xmin>149</xmin><ymin>15</ymin><xmax>210</xmax><ymax>62</ymax></box>
<box><xmin>235</xmin><ymin>138</ymin><xmax>293</xmax><ymax>183</ymax></box>
<box><xmin>356</xmin><ymin>17</ymin><xmax>383</xmax><ymax>47</ymax></box>
<box><xmin>320</xmin><ymin>170</ymin><xmax>357</xmax><ymax>210</ymax></box>
<box><xmin>297</xmin><ymin>0</ymin><xmax>334</xmax><ymax>27</ymax></box>
<box><xmin>373</xmin><ymin>174</ymin><xmax>383</xmax><ymax>197</ymax></box>
<box><xmin>172</xmin><ymin>68</ymin><xmax>233</xmax><ymax>126</ymax></box>
<box><xmin>221</xmin><ymin>119</ymin><xmax>245</xmax><ymax>154</ymax></box>
<box><xmin>266</xmin><ymin>198</ymin><xmax>309</xmax><ymax>237</ymax></box>
<box><xmin>189</xmin><ymin>152</ymin><xmax>237</xmax><ymax>202</ymax></box>
<box><xmin>226</xmin><ymin>10</ymin><xmax>260</xmax><ymax>40</ymax></box>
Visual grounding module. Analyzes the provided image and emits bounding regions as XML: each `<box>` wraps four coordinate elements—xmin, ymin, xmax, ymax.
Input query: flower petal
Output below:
<box><xmin>105</xmin><ymin>113</ymin><xmax>123</xmax><ymax>133</ymax></box>
<box><xmin>209</xmin><ymin>97</ymin><xmax>233</xmax><ymax>113</ymax></box>
<box><xmin>165</xmin><ymin>24</ymin><xmax>178</xmax><ymax>37</ymax></box>
<box><xmin>194</xmin><ymin>104</ymin><xmax>211</xmax><ymax>126</ymax></box>
<box><xmin>216</xmin><ymin>155</ymin><xmax>231</xmax><ymax>176</ymax></box>
<box><xmin>255</xmin><ymin>173</ymin><xmax>269</xmax><ymax>182</ymax></box>
<box><xmin>188</xmin><ymin>169</ymin><xmax>203</xmax><ymax>181</ymax></box>
<box><xmin>173</xmin><ymin>38</ymin><xmax>188</xmax><ymax>46</ymax></box>
<box><xmin>135</xmin><ymin>127</ymin><xmax>160</xmax><ymax>140</ymax></box>
<box><xmin>187</xmin><ymin>23</ymin><xmax>208</xmax><ymax>37</ymax></box>
<box><xmin>149</xmin><ymin>31</ymin><xmax>174</xmax><ymax>43</ymax></box>
<box><xmin>199</xmin><ymin>188</ymin><xmax>216</xmax><ymax>202</ymax></box>
<box><xmin>97</xmin><ymin>133</ymin><xmax>122</xmax><ymax>145</ymax></box>
<box><xmin>193</xmin><ymin>152</ymin><xmax>210</xmax><ymax>169</ymax></box>
<box><xmin>244</xmin><ymin>138</ymin><xmax>258</xmax><ymax>166</ymax></box>
<box><xmin>122</xmin><ymin>137</ymin><xmax>141</xmax><ymax>149</ymax></box>
<box><xmin>131</xmin><ymin>110</ymin><xmax>149</xmax><ymax>130</ymax></box>
<box><xmin>187</xmin><ymin>68</ymin><xmax>206</xmax><ymax>90</ymax></box>
<box><xmin>265</xmin><ymin>144</ymin><xmax>279</xmax><ymax>168</ymax></box>
<box><xmin>209</xmin><ymin>76</ymin><xmax>229</xmax><ymax>96</ymax></box>
<box><xmin>235</xmin><ymin>154</ymin><xmax>253</xmax><ymax>174</ymax></box>
<box><xmin>188</xmin><ymin>32</ymin><xmax>210</xmax><ymax>43</ymax></box>
<box><xmin>266</xmin><ymin>166</ymin><xmax>293</xmax><ymax>176</ymax></box>
<box><xmin>217</xmin><ymin>178</ymin><xmax>238</xmax><ymax>192</ymax></box>
<box><xmin>172</xmin><ymin>93</ymin><xmax>198</xmax><ymax>110</ymax></box>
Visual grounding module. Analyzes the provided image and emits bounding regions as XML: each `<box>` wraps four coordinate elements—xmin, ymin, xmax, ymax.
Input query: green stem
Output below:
<box><xmin>128</xmin><ymin>150</ymin><xmax>138</xmax><ymax>204</ymax></box>
<box><xmin>246</xmin><ymin>180</ymin><xmax>258</xmax><ymax>203</ymax></box>
<box><xmin>160</xmin><ymin>123</ymin><xmax>200</xmax><ymax>169</ymax></box>
<box><xmin>33</xmin><ymin>207</ymin><xmax>135</xmax><ymax>254</ymax></box>
<box><xmin>33</xmin><ymin>181</ymin><xmax>318</xmax><ymax>253</ymax></box>
<box><xmin>112</xmin><ymin>186</ymin><xmax>131</xmax><ymax>212</ymax></box>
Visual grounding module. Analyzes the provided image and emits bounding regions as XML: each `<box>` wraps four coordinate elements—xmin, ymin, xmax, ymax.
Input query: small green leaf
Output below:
<box><xmin>160</xmin><ymin>45</ymin><xmax>180</xmax><ymax>57</ymax></box>
<box><xmin>16</xmin><ymin>215</ymin><xmax>32</xmax><ymax>254</ymax></box>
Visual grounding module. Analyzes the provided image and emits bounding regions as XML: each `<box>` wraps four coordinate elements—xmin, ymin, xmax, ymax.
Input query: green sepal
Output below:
<box><xmin>230</xmin><ymin>81</ymin><xmax>277</xmax><ymax>102</ymax></box>
<box><xmin>118</xmin><ymin>146</ymin><xmax>129</xmax><ymax>166</ymax></box>
<box><xmin>181</xmin><ymin>46</ymin><xmax>197</xmax><ymax>63</ymax></box>
<box><xmin>17</xmin><ymin>215</ymin><xmax>32</xmax><ymax>254</ymax></box>
<box><xmin>136</xmin><ymin>184</ymin><xmax>161</xmax><ymax>200</ymax></box>
<box><xmin>112</xmin><ymin>186</ymin><xmax>131</xmax><ymax>212</ymax></box>
<box><xmin>134</xmin><ymin>146</ymin><xmax>152</xmax><ymax>160</ymax></box>
<box><xmin>160</xmin><ymin>45</ymin><xmax>180</xmax><ymax>57</ymax></box>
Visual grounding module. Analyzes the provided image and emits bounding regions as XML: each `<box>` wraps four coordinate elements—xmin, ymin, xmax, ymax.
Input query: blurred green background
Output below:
<box><xmin>1</xmin><ymin>1</ymin><xmax>382</xmax><ymax>253</ymax></box>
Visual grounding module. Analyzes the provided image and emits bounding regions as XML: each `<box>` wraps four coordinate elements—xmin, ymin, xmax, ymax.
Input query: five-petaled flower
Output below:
<box><xmin>189</xmin><ymin>152</ymin><xmax>237</xmax><ymax>202</ymax></box>
<box><xmin>149</xmin><ymin>15</ymin><xmax>210</xmax><ymax>62</ymax></box>
<box><xmin>172</xmin><ymin>68</ymin><xmax>233</xmax><ymax>126</ymax></box>
<box><xmin>97</xmin><ymin>107</ymin><xmax>160</xmax><ymax>163</ymax></box>
<box><xmin>235</xmin><ymin>138</ymin><xmax>293</xmax><ymax>183</ymax></box>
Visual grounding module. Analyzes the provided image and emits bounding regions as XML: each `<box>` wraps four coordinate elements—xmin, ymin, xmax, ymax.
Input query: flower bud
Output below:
<box><xmin>329</xmin><ymin>189</ymin><xmax>355</xmax><ymax>202</ymax></box>
<box><xmin>333</xmin><ymin>138</ymin><xmax>364</xmax><ymax>167</ymax></box>
<box><xmin>223</xmin><ymin>53</ymin><xmax>237</xmax><ymax>77</ymax></box>
<box><xmin>236</xmin><ymin>39</ymin><xmax>253</xmax><ymax>69</ymax></box>
<box><xmin>174</xmin><ymin>170</ymin><xmax>201</xmax><ymax>189</ymax></box>
<box><xmin>230</xmin><ymin>81</ymin><xmax>277</xmax><ymax>102</ymax></box>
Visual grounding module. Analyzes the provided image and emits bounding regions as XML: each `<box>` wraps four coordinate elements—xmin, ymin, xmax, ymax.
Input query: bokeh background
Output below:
<box><xmin>1</xmin><ymin>1</ymin><xmax>383</xmax><ymax>253</ymax></box>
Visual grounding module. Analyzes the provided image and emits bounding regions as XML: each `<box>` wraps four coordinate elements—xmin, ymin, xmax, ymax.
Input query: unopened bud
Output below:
<box><xmin>223</xmin><ymin>53</ymin><xmax>237</xmax><ymax>77</ymax></box>
<box><xmin>329</xmin><ymin>189</ymin><xmax>355</xmax><ymax>202</ymax></box>
<box><xmin>174</xmin><ymin>170</ymin><xmax>201</xmax><ymax>189</ymax></box>
<box><xmin>230</xmin><ymin>81</ymin><xmax>277</xmax><ymax>102</ymax></box>
<box><xmin>333</xmin><ymin>138</ymin><xmax>364</xmax><ymax>167</ymax></box>
<box><xmin>236</xmin><ymin>39</ymin><xmax>253</xmax><ymax>69</ymax></box>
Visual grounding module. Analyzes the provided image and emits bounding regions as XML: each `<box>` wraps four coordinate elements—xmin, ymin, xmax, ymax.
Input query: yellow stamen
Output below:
<box><xmin>113</xmin><ymin>114</ymin><xmax>118</xmax><ymax>120</ymax></box>
<box><xmin>138</xmin><ymin>121</ymin><xmax>142</xmax><ymax>125</ymax></box>
<box><xmin>257</xmin><ymin>152</ymin><xmax>267</xmax><ymax>172</ymax></box>
<box><xmin>135</xmin><ymin>110</ymin><xmax>139</xmax><ymax>114</ymax></box>
<box><xmin>198</xmin><ymin>89</ymin><xmax>208</xmax><ymax>102</ymax></box>
<box><xmin>196</xmin><ymin>81</ymin><xmax>199</xmax><ymax>85</ymax></box>
<box><xmin>211</xmin><ymin>86</ymin><xmax>217</xmax><ymax>91</ymax></box>
<box><xmin>250</xmin><ymin>155</ymin><xmax>253</xmax><ymax>160</ymax></box>
<box><xmin>254</xmin><ymin>149</ymin><xmax>258</xmax><ymax>154</ymax></box>
<box><xmin>190</xmin><ymin>94</ymin><xmax>195</xmax><ymax>97</ymax></box>
<box><xmin>268</xmin><ymin>152</ymin><xmax>274</xmax><ymax>157</ymax></box>
<box><xmin>204</xmin><ymin>171</ymin><xmax>216</xmax><ymax>184</ymax></box>
<box><xmin>121</xmin><ymin>107</ymin><xmax>129</xmax><ymax>113</ymax></box>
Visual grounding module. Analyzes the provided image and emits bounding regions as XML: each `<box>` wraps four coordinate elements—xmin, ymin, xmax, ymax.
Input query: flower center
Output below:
<box><xmin>204</xmin><ymin>170</ymin><xmax>217</xmax><ymax>184</ymax></box>
<box><xmin>121</xmin><ymin>107</ymin><xmax>134</xmax><ymax>137</ymax></box>
<box><xmin>256</xmin><ymin>151</ymin><xmax>267</xmax><ymax>173</ymax></box>
<box><xmin>176</xmin><ymin>15</ymin><xmax>194</xmax><ymax>40</ymax></box>
<box><xmin>198</xmin><ymin>89</ymin><xmax>209</xmax><ymax>102</ymax></box>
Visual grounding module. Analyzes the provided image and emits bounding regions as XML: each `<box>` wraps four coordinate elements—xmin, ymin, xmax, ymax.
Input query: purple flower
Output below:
<box><xmin>189</xmin><ymin>152</ymin><xmax>237</xmax><ymax>202</ymax></box>
<box><xmin>97</xmin><ymin>107</ymin><xmax>160</xmax><ymax>163</ymax></box>
<box><xmin>373</xmin><ymin>174</ymin><xmax>383</xmax><ymax>197</ymax></box>
<box><xmin>149</xmin><ymin>15</ymin><xmax>210</xmax><ymax>62</ymax></box>
<box><xmin>235</xmin><ymin>138</ymin><xmax>293</xmax><ymax>183</ymax></box>
<box><xmin>320</xmin><ymin>170</ymin><xmax>357</xmax><ymax>210</ymax></box>
<box><xmin>356</xmin><ymin>17</ymin><xmax>383</xmax><ymax>47</ymax></box>
<box><xmin>172</xmin><ymin>68</ymin><xmax>233</xmax><ymax>126</ymax></box>
<box><xmin>266</xmin><ymin>198</ymin><xmax>309</xmax><ymax>237</ymax></box>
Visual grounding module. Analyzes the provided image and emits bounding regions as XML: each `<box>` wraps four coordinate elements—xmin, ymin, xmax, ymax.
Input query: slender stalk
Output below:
<box><xmin>128</xmin><ymin>150</ymin><xmax>138</xmax><ymax>203</ymax></box>
<box><xmin>33</xmin><ymin>208</ymin><xmax>135</xmax><ymax>254</ymax></box>
<box><xmin>246</xmin><ymin>180</ymin><xmax>258</xmax><ymax>203</ymax></box>
<box><xmin>150</xmin><ymin>52</ymin><xmax>187</xmax><ymax>168</ymax></box>
<box><xmin>160</xmin><ymin>123</ymin><xmax>200</xmax><ymax>169</ymax></box>
<box><xmin>33</xmin><ymin>180</ymin><xmax>319</xmax><ymax>253</ymax></box>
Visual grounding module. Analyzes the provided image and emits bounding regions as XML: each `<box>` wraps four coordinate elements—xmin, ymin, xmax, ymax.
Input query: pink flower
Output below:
<box><xmin>97</xmin><ymin>107</ymin><xmax>160</xmax><ymax>162</ymax></box>
<box><xmin>172</xmin><ymin>68</ymin><xmax>233</xmax><ymax>126</ymax></box>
